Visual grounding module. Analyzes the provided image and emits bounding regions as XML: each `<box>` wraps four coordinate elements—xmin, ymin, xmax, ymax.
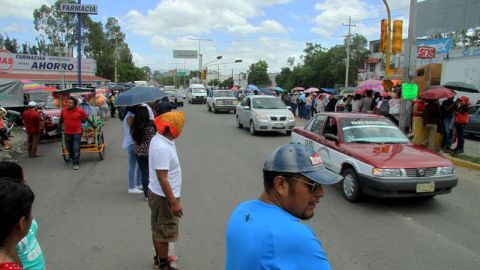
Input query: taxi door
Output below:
<box><xmin>318</xmin><ymin>116</ymin><xmax>343</xmax><ymax>173</ymax></box>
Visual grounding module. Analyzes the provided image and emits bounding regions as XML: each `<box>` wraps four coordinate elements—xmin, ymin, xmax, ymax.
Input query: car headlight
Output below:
<box><xmin>256</xmin><ymin>114</ymin><xmax>268</xmax><ymax>121</ymax></box>
<box><xmin>52</xmin><ymin>116</ymin><xmax>60</xmax><ymax>124</ymax></box>
<box><xmin>438</xmin><ymin>166</ymin><xmax>454</xmax><ymax>175</ymax></box>
<box><xmin>217</xmin><ymin>100</ymin><xmax>223</xmax><ymax>105</ymax></box>
<box><xmin>372</xmin><ymin>168</ymin><xmax>402</xmax><ymax>177</ymax></box>
<box><xmin>287</xmin><ymin>114</ymin><xmax>295</xmax><ymax>120</ymax></box>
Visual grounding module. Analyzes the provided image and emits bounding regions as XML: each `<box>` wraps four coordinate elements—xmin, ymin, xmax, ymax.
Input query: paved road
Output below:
<box><xmin>18</xmin><ymin>104</ymin><xmax>480</xmax><ymax>269</ymax></box>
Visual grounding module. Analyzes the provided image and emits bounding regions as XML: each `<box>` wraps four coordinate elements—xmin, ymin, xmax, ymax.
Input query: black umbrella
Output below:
<box><xmin>443</xmin><ymin>81</ymin><xmax>479</xmax><ymax>93</ymax></box>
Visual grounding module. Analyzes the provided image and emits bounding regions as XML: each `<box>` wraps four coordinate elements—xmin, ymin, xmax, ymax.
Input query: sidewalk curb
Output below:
<box><xmin>447</xmin><ymin>156</ymin><xmax>480</xmax><ymax>171</ymax></box>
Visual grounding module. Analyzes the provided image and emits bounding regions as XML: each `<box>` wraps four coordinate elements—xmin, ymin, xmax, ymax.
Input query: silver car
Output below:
<box><xmin>236</xmin><ymin>95</ymin><xmax>295</xmax><ymax>135</ymax></box>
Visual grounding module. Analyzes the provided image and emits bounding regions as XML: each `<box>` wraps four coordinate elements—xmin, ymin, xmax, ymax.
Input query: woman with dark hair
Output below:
<box><xmin>0</xmin><ymin>162</ymin><xmax>45</xmax><ymax>270</ymax></box>
<box><xmin>131</xmin><ymin>106</ymin><xmax>156</xmax><ymax>200</ymax></box>
<box><xmin>352</xmin><ymin>94</ymin><xmax>362</xmax><ymax>112</ymax></box>
<box><xmin>360</xmin><ymin>90</ymin><xmax>373</xmax><ymax>113</ymax></box>
<box><xmin>122</xmin><ymin>106</ymin><xmax>143</xmax><ymax>194</ymax></box>
<box><xmin>0</xmin><ymin>179</ymin><xmax>35</xmax><ymax>270</ymax></box>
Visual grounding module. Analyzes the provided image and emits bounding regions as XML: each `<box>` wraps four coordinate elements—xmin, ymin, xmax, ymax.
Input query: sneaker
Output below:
<box><xmin>128</xmin><ymin>188</ymin><xmax>143</xmax><ymax>194</ymax></box>
<box><xmin>135</xmin><ymin>185</ymin><xmax>143</xmax><ymax>190</ymax></box>
<box><xmin>72</xmin><ymin>165</ymin><xmax>79</xmax><ymax>170</ymax></box>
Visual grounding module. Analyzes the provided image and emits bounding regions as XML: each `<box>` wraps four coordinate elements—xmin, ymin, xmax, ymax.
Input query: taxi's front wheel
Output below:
<box><xmin>342</xmin><ymin>168</ymin><xmax>361</xmax><ymax>202</ymax></box>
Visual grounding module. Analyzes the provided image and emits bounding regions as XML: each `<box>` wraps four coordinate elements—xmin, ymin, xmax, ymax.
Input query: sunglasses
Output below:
<box><xmin>290</xmin><ymin>177</ymin><xmax>322</xmax><ymax>193</ymax></box>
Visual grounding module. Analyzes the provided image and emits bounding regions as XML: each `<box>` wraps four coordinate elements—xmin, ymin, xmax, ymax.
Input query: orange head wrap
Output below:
<box><xmin>154</xmin><ymin>111</ymin><xmax>186</xmax><ymax>139</ymax></box>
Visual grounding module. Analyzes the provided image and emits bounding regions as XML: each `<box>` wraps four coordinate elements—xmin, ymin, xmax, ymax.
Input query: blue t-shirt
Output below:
<box><xmin>226</xmin><ymin>199</ymin><xmax>332</xmax><ymax>270</ymax></box>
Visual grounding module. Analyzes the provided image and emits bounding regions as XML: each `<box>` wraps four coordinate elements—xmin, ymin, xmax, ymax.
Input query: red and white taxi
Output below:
<box><xmin>291</xmin><ymin>113</ymin><xmax>458</xmax><ymax>202</ymax></box>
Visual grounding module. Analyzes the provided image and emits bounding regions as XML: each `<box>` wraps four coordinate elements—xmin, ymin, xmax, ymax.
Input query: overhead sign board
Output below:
<box><xmin>173</xmin><ymin>50</ymin><xmax>198</xmax><ymax>59</ymax></box>
<box><xmin>417</xmin><ymin>46</ymin><xmax>436</xmax><ymax>59</ymax></box>
<box><xmin>60</xmin><ymin>3</ymin><xmax>98</xmax><ymax>14</ymax></box>
<box><xmin>0</xmin><ymin>49</ymin><xmax>96</xmax><ymax>73</ymax></box>
<box><xmin>401</xmin><ymin>83</ymin><xmax>418</xmax><ymax>100</ymax></box>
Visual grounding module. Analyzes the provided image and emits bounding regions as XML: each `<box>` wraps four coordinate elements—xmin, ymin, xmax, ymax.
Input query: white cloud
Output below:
<box><xmin>0</xmin><ymin>23</ymin><xmax>32</xmax><ymax>33</ymax></box>
<box><xmin>123</xmin><ymin>0</ymin><xmax>288</xmax><ymax>36</ymax></box>
<box><xmin>0</xmin><ymin>0</ymin><xmax>52</xmax><ymax>19</ymax></box>
<box><xmin>311</xmin><ymin>0</ymin><xmax>382</xmax><ymax>37</ymax></box>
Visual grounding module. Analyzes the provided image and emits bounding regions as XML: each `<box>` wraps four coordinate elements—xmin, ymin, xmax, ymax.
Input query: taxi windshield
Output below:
<box><xmin>340</xmin><ymin>119</ymin><xmax>409</xmax><ymax>144</ymax></box>
<box><xmin>192</xmin><ymin>89</ymin><xmax>206</xmax><ymax>93</ymax></box>
<box><xmin>252</xmin><ymin>98</ymin><xmax>286</xmax><ymax>109</ymax></box>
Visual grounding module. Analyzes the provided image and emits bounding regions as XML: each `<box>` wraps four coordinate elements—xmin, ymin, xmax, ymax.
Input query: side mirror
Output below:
<box><xmin>243</xmin><ymin>106</ymin><xmax>250</xmax><ymax>110</ymax></box>
<box><xmin>324</xmin><ymin>133</ymin><xmax>339</xmax><ymax>143</ymax></box>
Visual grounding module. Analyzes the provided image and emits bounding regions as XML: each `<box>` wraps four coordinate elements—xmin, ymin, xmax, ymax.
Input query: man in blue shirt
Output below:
<box><xmin>226</xmin><ymin>144</ymin><xmax>342</xmax><ymax>270</ymax></box>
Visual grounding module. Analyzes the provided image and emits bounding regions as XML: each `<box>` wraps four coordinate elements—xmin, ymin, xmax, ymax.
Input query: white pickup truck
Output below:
<box><xmin>207</xmin><ymin>90</ymin><xmax>238</xmax><ymax>113</ymax></box>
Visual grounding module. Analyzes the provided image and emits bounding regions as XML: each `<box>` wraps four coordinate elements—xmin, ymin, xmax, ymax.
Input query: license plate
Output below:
<box><xmin>416</xmin><ymin>182</ymin><xmax>435</xmax><ymax>193</ymax></box>
<box><xmin>225</xmin><ymin>101</ymin><xmax>232</xmax><ymax>105</ymax></box>
<box><xmin>274</xmin><ymin>123</ymin><xmax>284</xmax><ymax>128</ymax></box>
<box><xmin>47</xmin><ymin>130</ymin><xmax>59</xmax><ymax>136</ymax></box>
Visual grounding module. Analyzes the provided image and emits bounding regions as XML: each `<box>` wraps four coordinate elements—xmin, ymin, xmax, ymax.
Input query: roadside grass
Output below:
<box><xmin>451</xmin><ymin>153</ymin><xmax>480</xmax><ymax>164</ymax></box>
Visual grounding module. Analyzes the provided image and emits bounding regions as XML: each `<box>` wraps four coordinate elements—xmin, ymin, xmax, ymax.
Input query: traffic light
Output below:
<box><xmin>200</xmin><ymin>69</ymin><xmax>208</xmax><ymax>80</ymax></box>
<box><xmin>392</xmin><ymin>20</ymin><xmax>403</xmax><ymax>54</ymax></box>
<box><xmin>379</xmin><ymin>19</ymin><xmax>388</xmax><ymax>53</ymax></box>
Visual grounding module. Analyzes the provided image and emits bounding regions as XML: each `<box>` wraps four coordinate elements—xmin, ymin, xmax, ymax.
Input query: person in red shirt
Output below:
<box><xmin>21</xmin><ymin>102</ymin><xmax>43</xmax><ymax>158</ymax></box>
<box><xmin>60</xmin><ymin>96</ymin><xmax>96</xmax><ymax>170</ymax></box>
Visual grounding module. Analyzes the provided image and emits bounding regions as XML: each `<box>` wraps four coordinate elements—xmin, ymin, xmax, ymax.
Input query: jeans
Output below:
<box><xmin>65</xmin><ymin>134</ymin><xmax>81</xmax><ymax>165</ymax></box>
<box><xmin>27</xmin><ymin>134</ymin><xmax>40</xmax><ymax>156</ymax></box>
<box><xmin>305</xmin><ymin>105</ymin><xmax>312</xmax><ymax>120</ymax></box>
<box><xmin>442</xmin><ymin>117</ymin><xmax>454</xmax><ymax>149</ymax></box>
<box><xmin>135</xmin><ymin>155</ymin><xmax>150</xmax><ymax>198</ymax></box>
<box><xmin>454</xmin><ymin>124</ymin><xmax>465</xmax><ymax>152</ymax></box>
<box><xmin>125</xmin><ymin>144</ymin><xmax>142</xmax><ymax>189</ymax></box>
<box><xmin>290</xmin><ymin>103</ymin><xmax>297</xmax><ymax>117</ymax></box>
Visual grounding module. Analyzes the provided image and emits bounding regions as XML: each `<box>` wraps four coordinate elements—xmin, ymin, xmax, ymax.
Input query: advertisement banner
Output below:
<box><xmin>416</xmin><ymin>38</ymin><xmax>452</xmax><ymax>54</ymax></box>
<box><xmin>0</xmin><ymin>49</ymin><xmax>96</xmax><ymax>73</ymax></box>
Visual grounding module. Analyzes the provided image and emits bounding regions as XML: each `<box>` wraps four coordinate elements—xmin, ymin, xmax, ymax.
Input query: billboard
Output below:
<box><xmin>0</xmin><ymin>49</ymin><xmax>96</xmax><ymax>73</ymax></box>
<box><xmin>416</xmin><ymin>0</ymin><xmax>480</xmax><ymax>36</ymax></box>
<box><xmin>173</xmin><ymin>50</ymin><xmax>198</xmax><ymax>59</ymax></box>
<box><xmin>416</xmin><ymin>38</ymin><xmax>451</xmax><ymax>54</ymax></box>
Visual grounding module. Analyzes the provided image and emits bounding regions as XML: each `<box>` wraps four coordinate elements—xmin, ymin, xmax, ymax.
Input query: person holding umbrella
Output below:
<box><xmin>422</xmin><ymin>99</ymin><xmax>441</xmax><ymax>151</ymax></box>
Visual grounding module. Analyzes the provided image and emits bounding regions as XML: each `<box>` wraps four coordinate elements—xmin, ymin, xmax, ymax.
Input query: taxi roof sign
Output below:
<box><xmin>402</xmin><ymin>83</ymin><xmax>418</xmax><ymax>100</ymax></box>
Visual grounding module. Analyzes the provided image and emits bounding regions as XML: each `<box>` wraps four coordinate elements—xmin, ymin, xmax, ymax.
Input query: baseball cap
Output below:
<box><xmin>28</xmin><ymin>101</ymin><xmax>37</xmax><ymax>107</ymax></box>
<box><xmin>263</xmin><ymin>144</ymin><xmax>342</xmax><ymax>185</ymax></box>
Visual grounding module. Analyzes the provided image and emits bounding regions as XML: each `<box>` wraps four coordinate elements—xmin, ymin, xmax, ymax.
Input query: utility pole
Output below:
<box><xmin>114</xmin><ymin>37</ymin><xmax>118</xmax><ymax>86</ymax></box>
<box><xmin>343</xmin><ymin>16</ymin><xmax>356</xmax><ymax>87</ymax></box>
<box><xmin>187</xmin><ymin>38</ymin><xmax>212</xmax><ymax>73</ymax></box>
<box><xmin>76</xmin><ymin>0</ymin><xmax>82</xmax><ymax>87</ymax></box>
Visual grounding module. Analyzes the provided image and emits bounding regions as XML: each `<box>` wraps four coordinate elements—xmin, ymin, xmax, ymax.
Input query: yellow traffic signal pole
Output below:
<box><xmin>383</xmin><ymin>0</ymin><xmax>392</xmax><ymax>77</ymax></box>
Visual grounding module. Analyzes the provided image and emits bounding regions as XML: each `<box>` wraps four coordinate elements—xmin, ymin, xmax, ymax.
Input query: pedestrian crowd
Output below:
<box><xmin>281</xmin><ymin>87</ymin><xmax>474</xmax><ymax>154</ymax></box>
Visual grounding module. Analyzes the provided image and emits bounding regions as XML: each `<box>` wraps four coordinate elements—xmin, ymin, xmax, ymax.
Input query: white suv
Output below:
<box><xmin>207</xmin><ymin>90</ymin><xmax>238</xmax><ymax>113</ymax></box>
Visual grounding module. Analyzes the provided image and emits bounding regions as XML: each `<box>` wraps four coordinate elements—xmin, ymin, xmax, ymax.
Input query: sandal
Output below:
<box><xmin>154</xmin><ymin>255</ymin><xmax>178</xmax><ymax>269</ymax></box>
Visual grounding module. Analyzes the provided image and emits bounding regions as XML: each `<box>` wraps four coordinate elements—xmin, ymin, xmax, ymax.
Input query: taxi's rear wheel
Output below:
<box><xmin>342</xmin><ymin>168</ymin><xmax>361</xmax><ymax>202</ymax></box>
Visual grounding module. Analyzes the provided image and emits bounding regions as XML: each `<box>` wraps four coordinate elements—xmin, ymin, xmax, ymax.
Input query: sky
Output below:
<box><xmin>0</xmin><ymin>0</ymin><xmax>411</xmax><ymax>74</ymax></box>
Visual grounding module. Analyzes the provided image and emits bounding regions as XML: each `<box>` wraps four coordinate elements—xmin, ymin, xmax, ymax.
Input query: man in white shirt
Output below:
<box><xmin>148</xmin><ymin>111</ymin><xmax>185</xmax><ymax>270</ymax></box>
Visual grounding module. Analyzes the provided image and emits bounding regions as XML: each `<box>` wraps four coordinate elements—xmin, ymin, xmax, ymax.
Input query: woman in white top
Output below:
<box><xmin>122</xmin><ymin>106</ymin><xmax>143</xmax><ymax>194</ymax></box>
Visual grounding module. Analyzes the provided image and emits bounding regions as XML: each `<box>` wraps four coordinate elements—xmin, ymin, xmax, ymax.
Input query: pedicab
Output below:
<box><xmin>55</xmin><ymin>87</ymin><xmax>106</xmax><ymax>161</ymax></box>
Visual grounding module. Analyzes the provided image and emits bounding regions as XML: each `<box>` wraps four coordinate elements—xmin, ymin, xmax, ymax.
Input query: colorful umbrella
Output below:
<box><xmin>246</xmin><ymin>84</ymin><xmax>259</xmax><ymax>91</ymax></box>
<box><xmin>274</xmin><ymin>86</ymin><xmax>285</xmax><ymax>93</ymax></box>
<box><xmin>421</xmin><ymin>86</ymin><xmax>456</xmax><ymax>100</ymax></box>
<box><xmin>230</xmin><ymin>86</ymin><xmax>239</xmax><ymax>91</ymax></box>
<box><xmin>21</xmin><ymin>80</ymin><xmax>43</xmax><ymax>91</ymax></box>
<box><xmin>443</xmin><ymin>81</ymin><xmax>479</xmax><ymax>93</ymax></box>
<box><xmin>292</xmin><ymin>86</ymin><xmax>305</xmax><ymax>92</ymax></box>
<box><xmin>358</xmin><ymin>79</ymin><xmax>383</xmax><ymax>88</ymax></box>
<box><xmin>305</xmin><ymin>87</ymin><xmax>320</xmax><ymax>93</ymax></box>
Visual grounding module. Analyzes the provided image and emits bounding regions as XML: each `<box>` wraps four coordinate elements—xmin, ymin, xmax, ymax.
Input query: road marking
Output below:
<box><xmin>401</xmin><ymin>215</ymin><xmax>480</xmax><ymax>262</ymax></box>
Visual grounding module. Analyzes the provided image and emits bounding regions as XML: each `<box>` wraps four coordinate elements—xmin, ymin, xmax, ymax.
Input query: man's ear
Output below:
<box><xmin>272</xmin><ymin>176</ymin><xmax>290</xmax><ymax>197</ymax></box>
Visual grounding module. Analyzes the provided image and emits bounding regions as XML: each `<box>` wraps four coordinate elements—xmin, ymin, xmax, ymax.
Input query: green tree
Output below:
<box><xmin>33</xmin><ymin>0</ymin><xmax>92</xmax><ymax>52</ymax></box>
<box><xmin>208</xmin><ymin>79</ymin><xmax>220</xmax><ymax>86</ymax></box>
<box><xmin>0</xmin><ymin>34</ymin><xmax>19</xmax><ymax>53</ymax></box>
<box><xmin>220</xmin><ymin>77</ymin><xmax>234</xmax><ymax>88</ymax></box>
<box><xmin>247</xmin><ymin>60</ymin><xmax>271</xmax><ymax>86</ymax></box>
<box><xmin>275</xmin><ymin>67</ymin><xmax>292</xmax><ymax>90</ymax></box>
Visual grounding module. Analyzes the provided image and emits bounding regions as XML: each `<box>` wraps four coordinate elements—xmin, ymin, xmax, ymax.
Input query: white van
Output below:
<box><xmin>187</xmin><ymin>84</ymin><xmax>207</xmax><ymax>104</ymax></box>
<box><xmin>134</xmin><ymin>80</ymin><xmax>148</xmax><ymax>87</ymax></box>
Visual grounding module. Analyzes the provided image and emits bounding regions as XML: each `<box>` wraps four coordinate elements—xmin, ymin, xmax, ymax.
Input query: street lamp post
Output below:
<box><xmin>187</xmin><ymin>38</ymin><xmax>213</xmax><ymax>72</ymax></box>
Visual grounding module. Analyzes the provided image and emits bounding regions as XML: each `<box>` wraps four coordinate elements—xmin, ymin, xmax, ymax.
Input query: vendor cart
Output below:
<box><xmin>55</xmin><ymin>87</ymin><xmax>105</xmax><ymax>161</ymax></box>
